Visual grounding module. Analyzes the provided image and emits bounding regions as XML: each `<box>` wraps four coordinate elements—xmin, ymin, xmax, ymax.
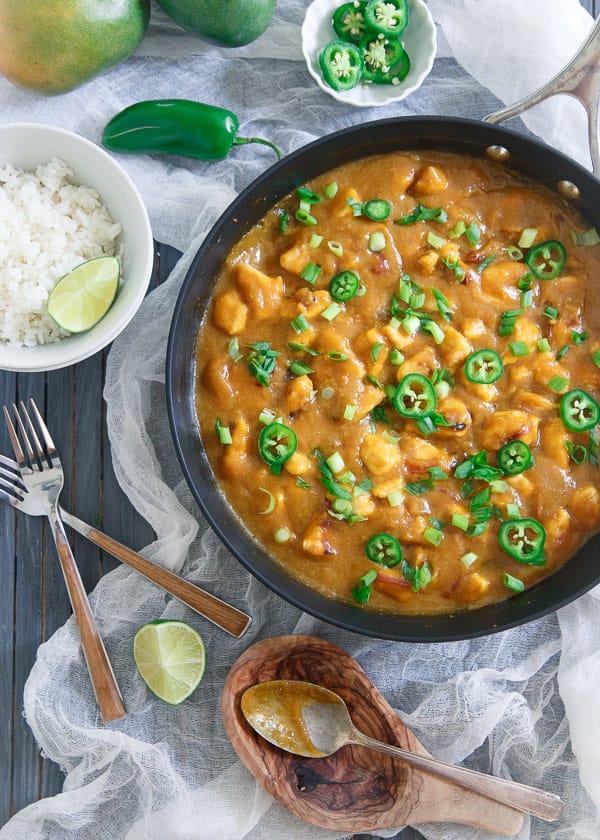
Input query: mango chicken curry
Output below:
<box><xmin>195</xmin><ymin>150</ymin><xmax>600</xmax><ymax>615</ymax></box>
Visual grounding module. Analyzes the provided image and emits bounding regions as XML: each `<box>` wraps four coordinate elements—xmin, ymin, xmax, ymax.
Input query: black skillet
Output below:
<box><xmin>167</xmin><ymin>24</ymin><xmax>600</xmax><ymax>641</ymax></box>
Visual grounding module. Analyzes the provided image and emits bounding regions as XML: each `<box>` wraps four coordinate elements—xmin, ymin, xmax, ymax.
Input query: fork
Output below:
<box><xmin>3</xmin><ymin>399</ymin><xmax>126</xmax><ymax>723</ymax></box>
<box><xmin>0</xmin><ymin>453</ymin><xmax>251</xmax><ymax>638</ymax></box>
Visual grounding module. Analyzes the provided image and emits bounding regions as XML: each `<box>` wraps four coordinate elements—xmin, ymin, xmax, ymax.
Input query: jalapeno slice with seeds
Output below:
<box><xmin>560</xmin><ymin>388</ymin><xmax>600</xmax><ymax>432</ymax></box>
<box><xmin>258</xmin><ymin>422</ymin><xmax>298</xmax><ymax>475</ymax></box>
<box><xmin>329</xmin><ymin>269</ymin><xmax>360</xmax><ymax>301</ymax></box>
<box><xmin>498</xmin><ymin>518</ymin><xmax>546</xmax><ymax>565</ymax></box>
<box><xmin>363</xmin><ymin>198</ymin><xmax>391</xmax><ymax>221</ymax></box>
<box><xmin>497</xmin><ymin>440</ymin><xmax>533</xmax><ymax>475</ymax></box>
<box><xmin>332</xmin><ymin>1</ymin><xmax>368</xmax><ymax>44</ymax></box>
<box><xmin>365</xmin><ymin>532</ymin><xmax>403</xmax><ymax>567</ymax></box>
<box><xmin>525</xmin><ymin>239</ymin><xmax>567</xmax><ymax>280</ymax></box>
<box><xmin>393</xmin><ymin>373</ymin><xmax>437</xmax><ymax>419</ymax></box>
<box><xmin>359</xmin><ymin>33</ymin><xmax>404</xmax><ymax>82</ymax></box>
<box><xmin>464</xmin><ymin>348</ymin><xmax>504</xmax><ymax>384</ymax></box>
<box><xmin>364</xmin><ymin>0</ymin><xmax>409</xmax><ymax>36</ymax></box>
<box><xmin>319</xmin><ymin>40</ymin><xmax>364</xmax><ymax>92</ymax></box>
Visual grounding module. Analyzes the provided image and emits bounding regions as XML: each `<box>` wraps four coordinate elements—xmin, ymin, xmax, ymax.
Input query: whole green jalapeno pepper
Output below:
<box><xmin>102</xmin><ymin>99</ymin><xmax>281</xmax><ymax>161</ymax></box>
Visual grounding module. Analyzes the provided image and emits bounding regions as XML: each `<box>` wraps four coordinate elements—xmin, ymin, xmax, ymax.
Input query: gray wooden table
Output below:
<box><xmin>0</xmin><ymin>1</ymin><xmax>596</xmax><ymax>833</ymax></box>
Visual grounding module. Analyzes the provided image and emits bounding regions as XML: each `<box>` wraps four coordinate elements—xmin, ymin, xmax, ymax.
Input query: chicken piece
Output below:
<box><xmin>399</xmin><ymin>345</ymin><xmax>438</xmax><ymax>379</ymax></box>
<box><xmin>235</xmin><ymin>263</ymin><xmax>284</xmax><ymax>319</ymax></box>
<box><xmin>506</xmin><ymin>472</ymin><xmax>534</xmax><ymax>501</ymax></box>
<box><xmin>330</xmin><ymin>186</ymin><xmax>361</xmax><ymax>218</ymax></box>
<box><xmin>285</xmin><ymin>375</ymin><xmax>315</xmax><ymax>414</ymax></box>
<box><xmin>212</xmin><ymin>289</ymin><xmax>248</xmax><ymax>335</ymax></box>
<box><xmin>201</xmin><ymin>358</ymin><xmax>237</xmax><ymax>402</ymax></box>
<box><xmin>544</xmin><ymin>507</ymin><xmax>571</xmax><ymax>557</ymax></box>
<box><xmin>371</xmin><ymin>477</ymin><xmax>404</xmax><ymax>500</ymax></box>
<box><xmin>373</xmin><ymin>569</ymin><xmax>412</xmax><ymax>602</ymax></box>
<box><xmin>433</xmin><ymin>396</ymin><xmax>472</xmax><ymax>438</ymax></box>
<box><xmin>542</xmin><ymin>418</ymin><xmax>569</xmax><ymax>471</ymax></box>
<box><xmin>549</xmin><ymin>299</ymin><xmax>583</xmax><ymax>346</ymax></box>
<box><xmin>400</xmin><ymin>435</ymin><xmax>452</xmax><ymax>473</ymax></box>
<box><xmin>532</xmin><ymin>355</ymin><xmax>570</xmax><ymax>391</ymax></box>
<box><xmin>468</xmin><ymin>382</ymin><xmax>498</xmax><ymax>403</ymax></box>
<box><xmin>480</xmin><ymin>410</ymin><xmax>539</xmax><ymax>451</ymax></box>
<box><xmin>515</xmin><ymin>391</ymin><xmax>555</xmax><ymax>413</ymax></box>
<box><xmin>280</xmin><ymin>238</ymin><xmax>313</xmax><ymax>275</ymax></box>
<box><xmin>360</xmin><ymin>433</ymin><xmax>402</xmax><ymax>476</ymax></box>
<box><xmin>480</xmin><ymin>260</ymin><xmax>523</xmax><ymax>302</ymax></box>
<box><xmin>395</xmin><ymin>514</ymin><xmax>429</xmax><ymax>544</ymax></box>
<box><xmin>382</xmin><ymin>322</ymin><xmax>417</xmax><ymax>351</ymax></box>
<box><xmin>354</xmin><ymin>327</ymin><xmax>389</xmax><ymax>376</ymax></box>
<box><xmin>294</xmin><ymin>287</ymin><xmax>332</xmax><ymax>319</ymax></box>
<box><xmin>511</xmin><ymin>317</ymin><xmax>542</xmax><ymax>349</ymax></box>
<box><xmin>390</xmin><ymin>162</ymin><xmax>416</xmax><ymax>195</ymax></box>
<box><xmin>354</xmin><ymin>383</ymin><xmax>387</xmax><ymax>420</ymax></box>
<box><xmin>457</xmin><ymin>572</ymin><xmax>491</xmax><ymax>603</ymax></box>
<box><xmin>568</xmin><ymin>484</ymin><xmax>600</xmax><ymax>527</ymax></box>
<box><xmin>284</xmin><ymin>451</ymin><xmax>313</xmax><ymax>476</ymax></box>
<box><xmin>353</xmin><ymin>493</ymin><xmax>376</xmax><ymax>516</ymax></box>
<box><xmin>440</xmin><ymin>326</ymin><xmax>472</xmax><ymax>369</ymax></box>
<box><xmin>413</xmin><ymin>165</ymin><xmax>448</xmax><ymax>195</ymax></box>
<box><xmin>417</xmin><ymin>250</ymin><xmax>440</xmax><ymax>274</ymax></box>
<box><xmin>302</xmin><ymin>514</ymin><xmax>334</xmax><ymax>556</ymax></box>
<box><xmin>461</xmin><ymin>318</ymin><xmax>487</xmax><ymax>340</ymax></box>
<box><xmin>508</xmin><ymin>365</ymin><xmax>533</xmax><ymax>390</ymax></box>
<box><xmin>220</xmin><ymin>416</ymin><xmax>250</xmax><ymax>480</ymax></box>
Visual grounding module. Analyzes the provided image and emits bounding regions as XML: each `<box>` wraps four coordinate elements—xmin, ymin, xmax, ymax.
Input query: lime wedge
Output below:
<box><xmin>47</xmin><ymin>255</ymin><xmax>120</xmax><ymax>333</ymax></box>
<box><xmin>133</xmin><ymin>620</ymin><xmax>206</xmax><ymax>705</ymax></box>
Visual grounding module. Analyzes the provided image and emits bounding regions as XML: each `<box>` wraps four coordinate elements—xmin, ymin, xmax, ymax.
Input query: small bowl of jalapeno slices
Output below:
<box><xmin>301</xmin><ymin>0</ymin><xmax>436</xmax><ymax>106</ymax></box>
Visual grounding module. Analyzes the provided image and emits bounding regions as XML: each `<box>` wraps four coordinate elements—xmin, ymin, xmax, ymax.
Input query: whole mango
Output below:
<box><xmin>0</xmin><ymin>0</ymin><xmax>150</xmax><ymax>95</ymax></box>
<box><xmin>157</xmin><ymin>0</ymin><xmax>276</xmax><ymax>47</ymax></box>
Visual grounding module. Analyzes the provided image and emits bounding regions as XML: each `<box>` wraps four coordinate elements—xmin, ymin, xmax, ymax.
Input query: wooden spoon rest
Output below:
<box><xmin>221</xmin><ymin>634</ymin><xmax>524</xmax><ymax>836</ymax></box>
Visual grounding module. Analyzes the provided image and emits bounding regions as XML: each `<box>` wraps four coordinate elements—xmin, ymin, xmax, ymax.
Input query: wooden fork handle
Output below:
<box><xmin>49</xmin><ymin>511</ymin><xmax>126</xmax><ymax>723</ymax></box>
<box><xmin>60</xmin><ymin>510</ymin><xmax>251</xmax><ymax>638</ymax></box>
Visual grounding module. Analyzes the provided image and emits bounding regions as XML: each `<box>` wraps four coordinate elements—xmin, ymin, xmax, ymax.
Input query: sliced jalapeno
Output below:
<box><xmin>363</xmin><ymin>198</ymin><xmax>391</xmax><ymax>220</ymax></box>
<box><xmin>525</xmin><ymin>239</ymin><xmax>567</xmax><ymax>280</ymax></box>
<box><xmin>329</xmin><ymin>270</ymin><xmax>360</xmax><ymax>301</ymax></box>
<box><xmin>364</xmin><ymin>0</ymin><xmax>409</xmax><ymax>36</ymax></box>
<box><xmin>360</xmin><ymin>33</ymin><xmax>403</xmax><ymax>82</ymax></box>
<box><xmin>464</xmin><ymin>348</ymin><xmax>504</xmax><ymax>384</ymax></box>
<box><xmin>497</xmin><ymin>440</ymin><xmax>533</xmax><ymax>475</ymax></box>
<box><xmin>560</xmin><ymin>388</ymin><xmax>600</xmax><ymax>432</ymax></box>
<box><xmin>319</xmin><ymin>40</ymin><xmax>364</xmax><ymax>92</ymax></box>
<box><xmin>258</xmin><ymin>422</ymin><xmax>298</xmax><ymax>476</ymax></box>
<box><xmin>332</xmin><ymin>0</ymin><xmax>368</xmax><ymax>44</ymax></box>
<box><xmin>393</xmin><ymin>373</ymin><xmax>437</xmax><ymax>419</ymax></box>
<box><xmin>498</xmin><ymin>518</ymin><xmax>546</xmax><ymax>565</ymax></box>
<box><xmin>365</xmin><ymin>532</ymin><xmax>403</xmax><ymax>567</ymax></box>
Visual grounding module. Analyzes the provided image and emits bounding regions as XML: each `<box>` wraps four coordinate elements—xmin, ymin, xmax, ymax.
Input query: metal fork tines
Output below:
<box><xmin>2</xmin><ymin>400</ymin><xmax>126</xmax><ymax>723</ymax></box>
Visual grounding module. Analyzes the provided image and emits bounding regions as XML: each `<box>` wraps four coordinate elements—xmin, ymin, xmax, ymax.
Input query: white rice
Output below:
<box><xmin>0</xmin><ymin>157</ymin><xmax>122</xmax><ymax>346</ymax></box>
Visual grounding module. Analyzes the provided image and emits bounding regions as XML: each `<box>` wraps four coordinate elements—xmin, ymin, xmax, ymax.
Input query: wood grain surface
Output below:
<box><xmin>222</xmin><ymin>635</ymin><xmax>524</xmax><ymax>836</ymax></box>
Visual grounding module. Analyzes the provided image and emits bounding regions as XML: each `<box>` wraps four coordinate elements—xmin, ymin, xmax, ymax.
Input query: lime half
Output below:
<box><xmin>47</xmin><ymin>255</ymin><xmax>120</xmax><ymax>333</ymax></box>
<box><xmin>133</xmin><ymin>620</ymin><xmax>206</xmax><ymax>705</ymax></box>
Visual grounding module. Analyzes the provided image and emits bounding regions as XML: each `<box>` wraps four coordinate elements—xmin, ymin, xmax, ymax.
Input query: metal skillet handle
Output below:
<box><xmin>483</xmin><ymin>16</ymin><xmax>600</xmax><ymax>175</ymax></box>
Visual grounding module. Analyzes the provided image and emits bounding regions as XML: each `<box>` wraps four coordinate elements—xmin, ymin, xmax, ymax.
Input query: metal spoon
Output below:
<box><xmin>241</xmin><ymin>680</ymin><xmax>564</xmax><ymax>823</ymax></box>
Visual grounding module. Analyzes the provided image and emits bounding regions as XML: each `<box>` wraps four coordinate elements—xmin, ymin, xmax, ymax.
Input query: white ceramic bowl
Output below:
<box><xmin>0</xmin><ymin>123</ymin><xmax>154</xmax><ymax>373</ymax></box>
<box><xmin>301</xmin><ymin>0</ymin><xmax>437</xmax><ymax>107</ymax></box>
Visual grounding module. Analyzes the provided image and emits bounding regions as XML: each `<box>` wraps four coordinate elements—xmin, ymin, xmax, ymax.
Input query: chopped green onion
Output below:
<box><xmin>490</xmin><ymin>480</ymin><xmax>507</xmax><ymax>493</ymax></box>
<box><xmin>590</xmin><ymin>426</ymin><xmax>599</xmax><ymax>467</ymax></box>
<box><xmin>300</xmin><ymin>262</ymin><xmax>322</xmax><ymax>284</ymax></box>
<box><xmin>434</xmin><ymin>380</ymin><xmax>451</xmax><ymax>400</ymax></box>
<box><xmin>382</xmin><ymin>429</ymin><xmax>400</xmax><ymax>443</ymax></box>
<box><xmin>395</xmin><ymin>205</ymin><xmax>448</xmax><ymax>225</ymax></box>
<box><xmin>385</xmin><ymin>349</ymin><xmax>403</xmax><ymax>368</ymax></box>
<box><xmin>520</xmin><ymin>289</ymin><xmax>534</xmax><ymax>309</ymax></box>
<box><xmin>460</xmin><ymin>552</ymin><xmax>478</xmax><ymax>568</ymax></box>
<box><xmin>327</xmin><ymin>350</ymin><xmax>348</xmax><ymax>362</ymax></box>
<box><xmin>537</xmin><ymin>338</ymin><xmax>551</xmax><ymax>353</ymax></box>
<box><xmin>346</xmin><ymin>197</ymin><xmax>363</xmax><ymax>216</ymax></box>
<box><xmin>518</xmin><ymin>228</ymin><xmax>538</xmax><ymax>249</ymax></box>
<box><xmin>387</xmin><ymin>490</ymin><xmax>404</xmax><ymax>507</ymax></box>
<box><xmin>518</xmin><ymin>273</ymin><xmax>534</xmax><ymax>290</ymax></box>
<box><xmin>356</xmin><ymin>284</ymin><xmax>367</xmax><ymax>297</ymax></box>
<box><xmin>428</xmin><ymin>466</ymin><xmax>449</xmax><ymax>481</ymax></box>
<box><xmin>593</xmin><ymin>349</ymin><xmax>600</xmax><ymax>368</ymax></box>
<box><xmin>323</xmin><ymin>181</ymin><xmax>338</xmax><ymax>199</ymax></box>
<box><xmin>448</xmin><ymin>220</ymin><xmax>466</xmax><ymax>239</ymax></box>
<box><xmin>544</xmin><ymin>305</ymin><xmax>559</xmax><ymax>320</ymax></box>
<box><xmin>370</xmin><ymin>342</ymin><xmax>383</xmax><ymax>362</ymax></box>
<box><xmin>296</xmin><ymin>476</ymin><xmax>311</xmax><ymax>489</ymax></box>
<box><xmin>287</xmin><ymin>342</ymin><xmax>319</xmax><ymax>356</ymax></box>
<box><xmin>309</xmin><ymin>234</ymin><xmax>323</xmax><ymax>248</ymax></box>
<box><xmin>441</xmin><ymin>256</ymin><xmax>466</xmax><ymax>282</ymax></box>
<box><xmin>366</xmin><ymin>374</ymin><xmax>384</xmax><ymax>389</ymax></box>
<box><xmin>352</xmin><ymin>570</ymin><xmax>377</xmax><ymax>604</ymax></box>
<box><xmin>368</xmin><ymin>231</ymin><xmax>386</xmax><ymax>252</ymax></box>
<box><xmin>297</xmin><ymin>187</ymin><xmax>321</xmax><ymax>204</ymax></box>
<box><xmin>571</xmin><ymin>330</ymin><xmax>588</xmax><ymax>345</ymax></box>
<box><xmin>279</xmin><ymin>211</ymin><xmax>289</xmax><ymax>233</ymax></box>
<box><xmin>465</xmin><ymin>221</ymin><xmax>481</xmax><ymax>246</ymax></box>
<box><xmin>426</xmin><ymin>231</ymin><xmax>446</xmax><ymax>250</ymax></box>
<box><xmin>548</xmin><ymin>375</ymin><xmax>569</xmax><ymax>392</ymax></box>
<box><xmin>566</xmin><ymin>440</ymin><xmax>588</xmax><ymax>465</ymax></box>
<box><xmin>290</xmin><ymin>314</ymin><xmax>309</xmax><ymax>333</ymax></box>
<box><xmin>295</xmin><ymin>208</ymin><xmax>317</xmax><ymax>226</ymax></box>
<box><xmin>399</xmin><ymin>275</ymin><xmax>412</xmax><ymax>303</ymax></box>
<box><xmin>227</xmin><ymin>337</ymin><xmax>243</xmax><ymax>363</ymax></box>
<box><xmin>327</xmin><ymin>240</ymin><xmax>343</xmax><ymax>257</ymax></box>
<box><xmin>509</xmin><ymin>341</ymin><xmax>530</xmax><ymax>357</ymax></box>
<box><xmin>431</xmin><ymin>288</ymin><xmax>453</xmax><ymax>321</ymax></box>
<box><xmin>215</xmin><ymin>419</ymin><xmax>232</xmax><ymax>445</ymax></box>
<box><xmin>506</xmin><ymin>503</ymin><xmax>521</xmax><ymax>519</ymax></box>
<box><xmin>556</xmin><ymin>345</ymin><xmax>570</xmax><ymax>361</ymax></box>
<box><xmin>415</xmin><ymin>416</ymin><xmax>437</xmax><ymax>435</ymax></box>
<box><xmin>338</xmin><ymin>471</ymin><xmax>356</xmax><ymax>485</ymax></box>
<box><xmin>331</xmin><ymin>498</ymin><xmax>353</xmax><ymax>515</ymax></box>
<box><xmin>354</xmin><ymin>478</ymin><xmax>373</xmax><ymax>496</ymax></box>
<box><xmin>424</xmin><ymin>527</ymin><xmax>444</xmax><ymax>546</ymax></box>
<box><xmin>478</xmin><ymin>254</ymin><xmax>497</xmax><ymax>272</ymax></box>
<box><xmin>321</xmin><ymin>302</ymin><xmax>343</xmax><ymax>321</ymax></box>
<box><xmin>503</xmin><ymin>572</ymin><xmax>525</xmax><ymax>592</ymax></box>
<box><xmin>321</xmin><ymin>386</ymin><xmax>335</xmax><ymax>400</ymax></box>
<box><xmin>470</xmin><ymin>487</ymin><xmax>492</xmax><ymax>510</ymax></box>
<box><xmin>274</xmin><ymin>527</ymin><xmax>291</xmax><ymax>543</ymax></box>
<box><xmin>247</xmin><ymin>341</ymin><xmax>280</xmax><ymax>388</ymax></box>
<box><xmin>258</xmin><ymin>487</ymin><xmax>276</xmax><ymax>515</ymax></box>
<box><xmin>298</xmin><ymin>199</ymin><xmax>311</xmax><ymax>213</ymax></box>
<box><xmin>422</xmin><ymin>321</ymin><xmax>445</xmax><ymax>344</ymax></box>
<box><xmin>326</xmin><ymin>451</ymin><xmax>345</xmax><ymax>474</ymax></box>
<box><xmin>405</xmin><ymin>479</ymin><xmax>434</xmax><ymax>495</ymax></box>
<box><xmin>258</xmin><ymin>408</ymin><xmax>276</xmax><ymax>425</ymax></box>
<box><xmin>507</xmin><ymin>245</ymin><xmax>523</xmax><ymax>261</ymax></box>
<box><xmin>343</xmin><ymin>404</ymin><xmax>357</xmax><ymax>421</ymax></box>
<box><xmin>289</xmin><ymin>360</ymin><xmax>313</xmax><ymax>377</ymax></box>
<box><xmin>571</xmin><ymin>227</ymin><xmax>600</xmax><ymax>246</ymax></box>
<box><xmin>452</xmin><ymin>512</ymin><xmax>470</xmax><ymax>531</ymax></box>
<box><xmin>402</xmin><ymin>315</ymin><xmax>421</xmax><ymax>336</ymax></box>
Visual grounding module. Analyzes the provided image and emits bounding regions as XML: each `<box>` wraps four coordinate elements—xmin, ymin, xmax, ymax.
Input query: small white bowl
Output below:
<box><xmin>0</xmin><ymin>123</ymin><xmax>154</xmax><ymax>373</ymax></box>
<box><xmin>301</xmin><ymin>0</ymin><xmax>437</xmax><ymax>107</ymax></box>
